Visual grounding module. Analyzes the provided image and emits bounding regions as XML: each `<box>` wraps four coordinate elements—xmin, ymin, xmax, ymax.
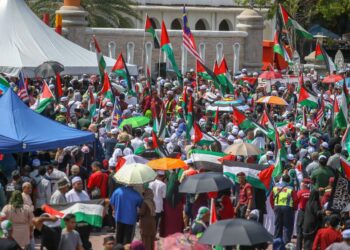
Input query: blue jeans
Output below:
<box><xmin>274</xmin><ymin>206</ymin><xmax>294</xmax><ymax>244</ymax></box>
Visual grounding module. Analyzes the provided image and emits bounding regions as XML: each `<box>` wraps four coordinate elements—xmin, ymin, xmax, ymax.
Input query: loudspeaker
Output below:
<box><xmin>154</xmin><ymin>62</ymin><xmax>167</xmax><ymax>79</ymax></box>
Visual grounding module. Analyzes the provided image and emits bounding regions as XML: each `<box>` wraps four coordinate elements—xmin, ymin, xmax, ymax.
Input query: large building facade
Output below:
<box><xmin>59</xmin><ymin>0</ymin><xmax>274</xmax><ymax>74</ymax></box>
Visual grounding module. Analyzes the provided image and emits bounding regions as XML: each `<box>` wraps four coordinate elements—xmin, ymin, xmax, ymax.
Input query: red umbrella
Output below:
<box><xmin>259</xmin><ymin>70</ymin><xmax>283</xmax><ymax>80</ymax></box>
<box><xmin>322</xmin><ymin>74</ymin><xmax>343</xmax><ymax>84</ymax></box>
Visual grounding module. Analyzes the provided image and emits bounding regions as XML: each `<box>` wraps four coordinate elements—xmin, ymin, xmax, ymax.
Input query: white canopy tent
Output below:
<box><xmin>0</xmin><ymin>0</ymin><xmax>137</xmax><ymax>77</ymax></box>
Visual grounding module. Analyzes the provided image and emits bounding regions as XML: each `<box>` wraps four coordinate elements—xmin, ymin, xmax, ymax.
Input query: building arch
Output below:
<box><xmin>108</xmin><ymin>41</ymin><xmax>116</xmax><ymax>59</ymax></box>
<box><xmin>150</xmin><ymin>17</ymin><xmax>160</xmax><ymax>29</ymax></box>
<box><xmin>126</xmin><ymin>42</ymin><xmax>135</xmax><ymax>64</ymax></box>
<box><xmin>171</xmin><ymin>18</ymin><xmax>182</xmax><ymax>30</ymax></box>
<box><xmin>219</xmin><ymin>19</ymin><xmax>233</xmax><ymax>31</ymax></box>
<box><xmin>195</xmin><ymin>18</ymin><xmax>210</xmax><ymax>30</ymax></box>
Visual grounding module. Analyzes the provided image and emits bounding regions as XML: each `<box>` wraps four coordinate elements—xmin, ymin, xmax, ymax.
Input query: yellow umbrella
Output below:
<box><xmin>147</xmin><ymin>158</ymin><xmax>187</xmax><ymax>170</ymax></box>
<box><xmin>224</xmin><ymin>142</ymin><xmax>261</xmax><ymax>156</ymax></box>
<box><xmin>114</xmin><ymin>163</ymin><xmax>156</xmax><ymax>185</ymax></box>
<box><xmin>256</xmin><ymin>96</ymin><xmax>288</xmax><ymax>106</ymax></box>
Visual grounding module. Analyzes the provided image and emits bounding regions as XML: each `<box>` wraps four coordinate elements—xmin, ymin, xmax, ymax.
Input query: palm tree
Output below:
<box><xmin>27</xmin><ymin>0</ymin><xmax>140</xmax><ymax>28</ymax></box>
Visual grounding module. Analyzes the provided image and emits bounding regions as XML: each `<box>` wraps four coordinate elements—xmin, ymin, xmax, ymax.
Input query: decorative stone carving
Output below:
<box><xmin>233</xmin><ymin>43</ymin><xmax>240</xmax><ymax>75</ymax></box>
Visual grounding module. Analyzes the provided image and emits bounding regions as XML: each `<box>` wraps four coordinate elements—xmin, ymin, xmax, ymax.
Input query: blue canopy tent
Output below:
<box><xmin>308</xmin><ymin>25</ymin><xmax>340</xmax><ymax>39</ymax></box>
<box><xmin>0</xmin><ymin>89</ymin><xmax>95</xmax><ymax>153</ymax></box>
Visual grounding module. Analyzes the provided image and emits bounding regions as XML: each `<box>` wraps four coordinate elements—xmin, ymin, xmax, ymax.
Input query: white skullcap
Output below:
<box><xmin>32</xmin><ymin>159</ymin><xmax>41</xmax><ymax>167</ymax></box>
<box><xmin>228</xmin><ymin>135</ymin><xmax>235</xmax><ymax>142</ymax></box>
<box><xmin>238</xmin><ymin>130</ymin><xmax>245</xmax><ymax>137</ymax></box>
<box><xmin>266</xmin><ymin>151</ymin><xmax>274</xmax><ymax>157</ymax></box>
<box><xmin>71</xmin><ymin>176</ymin><xmax>82</xmax><ymax>185</ymax></box>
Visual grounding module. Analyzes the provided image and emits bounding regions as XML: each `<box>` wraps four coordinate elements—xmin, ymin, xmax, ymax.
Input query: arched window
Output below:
<box><xmin>126</xmin><ymin>42</ymin><xmax>135</xmax><ymax>64</ymax></box>
<box><xmin>195</xmin><ymin>19</ymin><xmax>209</xmax><ymax>30</ymax></box>
<box><xmin>108</xmin><ymin>41</ymin><xmax>116</xmax><ymax>58</ymax></box>
<box><xmin>199</xmin><ymin>43</ymin><xmax>206</xmax><ymax>61</ymax></box>
<box><xmin>216</xmin><ymin>42</ymin><xmax>223</xmax><ymax>62</ymax></box>
<box><xmin>150</xmin><ymin>17</ymin><xmax>160</xmax><ymax>29</ymax></box>
<box><xmin>219</xmin><ymin>19</ymin><xmax>232</xmax><ymax>31</ymax></box>
<box><xmin>171</xmin><ymin>19</ymin><xmax>182</xmax><ymax>30</ymax></box>
<box><xmin>89</xmin><ymin>41</ymin><xmax>95</xmax><ymax>52</ymax></box>
<box><xmin>145</xmin><ymin>42</ymin><xmax>153</xmax><ymax>69</ymax></box>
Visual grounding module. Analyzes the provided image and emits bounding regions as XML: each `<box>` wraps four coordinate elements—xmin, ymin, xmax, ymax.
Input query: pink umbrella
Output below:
<box><xmin>322</xmin><ymin>74</ymin><xmax>343</xmax><ymax>84</ymax></box>
<box><xmin>259</xmin><ymin>70</ymin><xmax>283</xmax><ymax>80</ymax></box>
<box><xmin>155</xmin><ymin>233</ymin><xmax>210</xmax><ymax>250</ymax></box>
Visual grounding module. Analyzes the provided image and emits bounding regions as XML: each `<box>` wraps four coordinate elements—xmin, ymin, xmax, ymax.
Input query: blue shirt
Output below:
<box><xmin>110</xmin><ymin>186</ymin><xmax>143</xmax><ymax>225</ymax></box>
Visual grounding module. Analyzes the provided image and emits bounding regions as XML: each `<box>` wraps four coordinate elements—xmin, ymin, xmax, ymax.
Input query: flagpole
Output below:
<box><xmin>141</xmin><ymin>13</ymin><xmax>147</xmax><ymax>75</ymax></box>
<box><xmin>158</xmin><ymin>47</ymin><xmax>162</xmax><ymax>78</ymax></box>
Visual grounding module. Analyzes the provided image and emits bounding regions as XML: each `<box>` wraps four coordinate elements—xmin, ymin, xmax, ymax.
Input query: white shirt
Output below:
<box><xmin>149</xmin><ymin>179</ymin><xmax>166</xmax><ymax>213</ymax></box>
<box><xmin>131</xmin><ymin>137</ymin><xmax>143</xmax><ymax>151</ymax></box>
<box><xmin>46</xmin><ymin>169</ymin><xmax>68</xmax><ymax>192</ymax></box>
<box><xmin>65</xmin><ymin>189</ymin><xmax>90</xmax><ymax>203</ymax></box>
<box><xmin>35</xmin><ymin>176</ymin><xmax>52</xmax><ymax>208</ymax></box>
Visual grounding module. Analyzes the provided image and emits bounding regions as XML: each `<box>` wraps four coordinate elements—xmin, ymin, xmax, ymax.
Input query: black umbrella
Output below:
<box><xmin>179</xmin><ymin>172</ymin><xmax>232</xmax><ymax>194</ymax></box>
<box><xmin>34</xmin><ymin>61</ymin><xmax>64</xmax><ymax>78</ymax></box>
<box><xmin>199</xmin><ymin>219</ymin><xmax>273</xmax><ymax>246</ymax></box>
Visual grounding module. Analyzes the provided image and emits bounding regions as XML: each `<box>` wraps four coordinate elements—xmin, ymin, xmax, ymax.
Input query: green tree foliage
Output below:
<box><xmin>27</xmin><ymin>0</ymin><xmax>140</xmax><ymax>28</ymax></box>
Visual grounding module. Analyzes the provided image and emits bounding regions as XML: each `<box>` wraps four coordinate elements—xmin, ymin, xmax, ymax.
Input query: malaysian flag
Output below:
<box><xmin>182</xmin><ymin>6</ymin><xmax>203</xmax><ymax>64</ymax></box>
<box><xmin>111</xmin><ymin>98</ymin><xmax>122</xmax><ymax>128</ymax></box>
<box><xmin>17</xmin><ymin>71</ymin><xmax>29</xmax><ymax>102</ymax></box>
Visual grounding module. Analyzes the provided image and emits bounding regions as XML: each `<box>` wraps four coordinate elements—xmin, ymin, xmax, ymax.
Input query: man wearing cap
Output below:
<box><xmin>235</xmin><ymin>172</ymin><xmax>254</xmax><ymax>219</ymax></box>
<box><xmin>319</xmin><ymin>142</ymin><xmax>331</xmax><ymax>159</ymax></box>
<box><xmin>149</xmin><ymin>171</ymin><xmax>166</xmax><ymax>231</ymax></box>
<box><xmin>164</xmin><ymin>90</ymin><xmax>177</xmax><ymax>117</ymax></box>
<box><xmin>66</xmin><ymin>176</ymin><xmax>91</xmax><ymax>250</ymax></box>
<box><xmin>50</xmin><ymin>178</ymin><xmax>69</xmax><ymax>204</ymax></box>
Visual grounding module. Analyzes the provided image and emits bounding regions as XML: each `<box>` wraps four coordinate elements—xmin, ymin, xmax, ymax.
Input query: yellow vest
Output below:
<box><xmin>273</xmin><ymin>186</ymin><xmax>293</xmax><ymax>207</ymax></box>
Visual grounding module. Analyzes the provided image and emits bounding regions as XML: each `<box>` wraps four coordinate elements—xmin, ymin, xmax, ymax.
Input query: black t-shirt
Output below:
<box><xmin>41</xmin><ymin>225</ymin><xmax>61</xmax><ymax>250</ymax></box>
<box><xmin>0</xmin><ymin>238</ymin><xmax>21</xmax><ymax>250</ymax></box>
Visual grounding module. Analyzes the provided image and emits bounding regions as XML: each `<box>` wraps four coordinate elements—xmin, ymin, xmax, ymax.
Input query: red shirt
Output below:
<box><xmin>312</xmin><ymin>227</ymin><xmax>342</xmax><ymax>250</ymax></box>
<box><xmin>239</xmin><ymin>182</ymin><xmax>253</xmax><ymax>205</ymax></box>
<box><xmin>87</xmin><ymin>171</ymin><xmax>108</xmax><ymax>198</ymax></box>
<box><xmin>296</xmin><ymin>189</ymin><xmax>310</xmax><ymax>210</ymax></box>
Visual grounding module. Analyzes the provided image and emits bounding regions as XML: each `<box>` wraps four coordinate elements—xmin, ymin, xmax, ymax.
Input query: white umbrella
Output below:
<box><xmin>114</xmin><ymin>163</ymin><xmax>156</xmax><ymax>185</ymax></box>
<box><xmin>224</xmin><ymin>142</ymin><xmax>262</xmax><ymax>156</ymax></box>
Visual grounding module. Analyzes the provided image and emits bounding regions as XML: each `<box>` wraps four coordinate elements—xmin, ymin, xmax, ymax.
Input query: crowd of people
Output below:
<box><xmin>0</xmin><ymin>65</ymin><xmax>350</xmax><ymax>250</ymax></box>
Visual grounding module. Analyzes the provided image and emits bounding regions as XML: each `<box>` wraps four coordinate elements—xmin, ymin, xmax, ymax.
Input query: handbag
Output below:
<box><xmin>91</xmin><ymin>173</ymin><xmax>104</xmax><ymax>199</ymax></box>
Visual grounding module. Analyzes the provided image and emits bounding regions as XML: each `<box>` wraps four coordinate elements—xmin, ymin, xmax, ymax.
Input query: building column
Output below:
<box><xmin>237</xmin><ymin>9</ymin><xmax>264</xmax><ymax>71</ymax></box>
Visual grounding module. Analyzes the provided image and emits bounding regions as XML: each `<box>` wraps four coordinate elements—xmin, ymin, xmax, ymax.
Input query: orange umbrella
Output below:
<box><xmin>147</xmin><ymin>158</ymin><xmax>186</xmax><ymax>170</ymax></box>
<box><xmin>322</xmin><ymin>74</ymin><xmax>343</xmax><ymax>84</ymax></box>
<box><xmin>256</xmin><ymin>96</ymin><xmax>288</xmax><ymax>106</ymax></box>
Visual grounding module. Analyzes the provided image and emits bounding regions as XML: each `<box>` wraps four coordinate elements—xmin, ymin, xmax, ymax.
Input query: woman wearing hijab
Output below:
<box><xmin>191</xmin><ymin>206</ymin><xmax>210</xmax><ymax>238</ymax></box>
<box><xmin>302</xmin><ymin>190</ymin><xmax>323</xmax><ymax>250</ymax></box>
<box><xmin>138</xmin><ymin>189</ymin><xmax>156</xmax><ymax>250</ymax></box>
<box><xmin>2</xmin><ymin>190</ymin><xmax>33</xmax><ymax>249</ymax></box>
<box><xmin>159</xmin><ymin>170</ymin><xmax>184</xmax><ymax>237</ymax></box>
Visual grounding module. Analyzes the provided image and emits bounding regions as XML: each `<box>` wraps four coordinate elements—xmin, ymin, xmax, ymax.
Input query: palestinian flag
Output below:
<box><xmin>340</xmin><ymin>157</ymin><xmax>350</xmax><ymax>180</ymax></box>
<box><xmin>196</xmin><ymin>60</ymin><xmax>212</xmax><ymax>81</ymax></box>
<box><xmin>298</xmin><ymin>85</ymin><xmax>318</xmax><ymax>108</ymax></box>
<box><xmin>193</xmin><ymin>122</ymin><xmax>217</xmax><ymax>146</ymax></box>
<box><xmin>342</xmin><ymin>125</ymin><xmax>350</xmax><ymax>154</ymax></box>
<box><xmin>334</xmin><ymin>95</ymin><xmax>347</xmax><ymax>129</ymax></box>
<box><xmin>315</xmin><ymin>43</ymin><xmax>337</xmax><ymax>73</ymax></box>
<box><xmin>190</xmin><ymin>149</ymin><xmax>226</xmax><ymax>172</ymax></box>
<box><xmin>215</xmin><ymin>57</ymin><xmax>234</xmax><ymax>94</ymax></box>
<box><xmin>232</xmin><ymin>108</ymin><xmax>253</xmax><ymax>129</ymax></box>
<box><xmin>223</xmin><ymin>161</ymin><xmax>267</xmax><ymax>190</ymax></box>
<box><xmin>273</xmin><ymin>31</ymin><xmax>284</xmax><ymax>57</ymax></box>
<box><xmin>100</xmin><ymin>72</ymin><xmax>114</xmax><ymax>104</ymax></box>
<box><xmin>88</xmin><ymin>87</ymin><xmax>96</xmax><ymax>120</ymax></box>
<box><xmin>112</xmin><ymin>53</ymin><xmax>133</xmax><ymax>95</ymax></box>
<box><xmin>258</xmin><ymin>165</ymin><xmax>275</xmax><ymax>190</ymax></box>
<box><xmin>272</xmin><ymin>127</ymin><xmax>287</xmax><ymax>178</ymax></box>
<box><xmin>43</xmin><ymin>199</ymin><xmax>104</xmax><ymax>227</ymax></box>
<box><xmin>145</xmin><ymin>15</ymin><xmax>160</xmax><ymax>49</ymax></box>
<box><xmin>36</xmin><ymin>81</ymin><xmax>54</xmax><ymax>113</ymax></box>
<box><xmin>0</xmin><ymin>75</ymin><xmax>10</xmax><ymax>94</ymax></box>
<box><xmin>152</xmin><ymin>131</ymin><xmax>167</xmax><ymax>157</ymax></box>
<box><xmin>279</xmin><ymin>4</ymin><xmax>313</xmax><ymax>39</ymax></box>
<box><xmin>186</xmin><ymin>95</ymin><xmax>194</xmax><ymax>140</ymax></box>
<box><xmin>92</xmin><ymin>36</ymin><xmax>106</xmax><ymax>81</ymax></box>
<box><xmin>213</xmin><ymin>107</ymin><xmax>219</xmax><ymax>130</ymax></box>
<box><xmin>160</xmin><ymin>21</ymin><xmax>182</xmax><ymax>80</ymax></box>
<box><xmin>55</xmin><ymin>73</ymin><xmax>63</xmax><ymax>98</ymax></box>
